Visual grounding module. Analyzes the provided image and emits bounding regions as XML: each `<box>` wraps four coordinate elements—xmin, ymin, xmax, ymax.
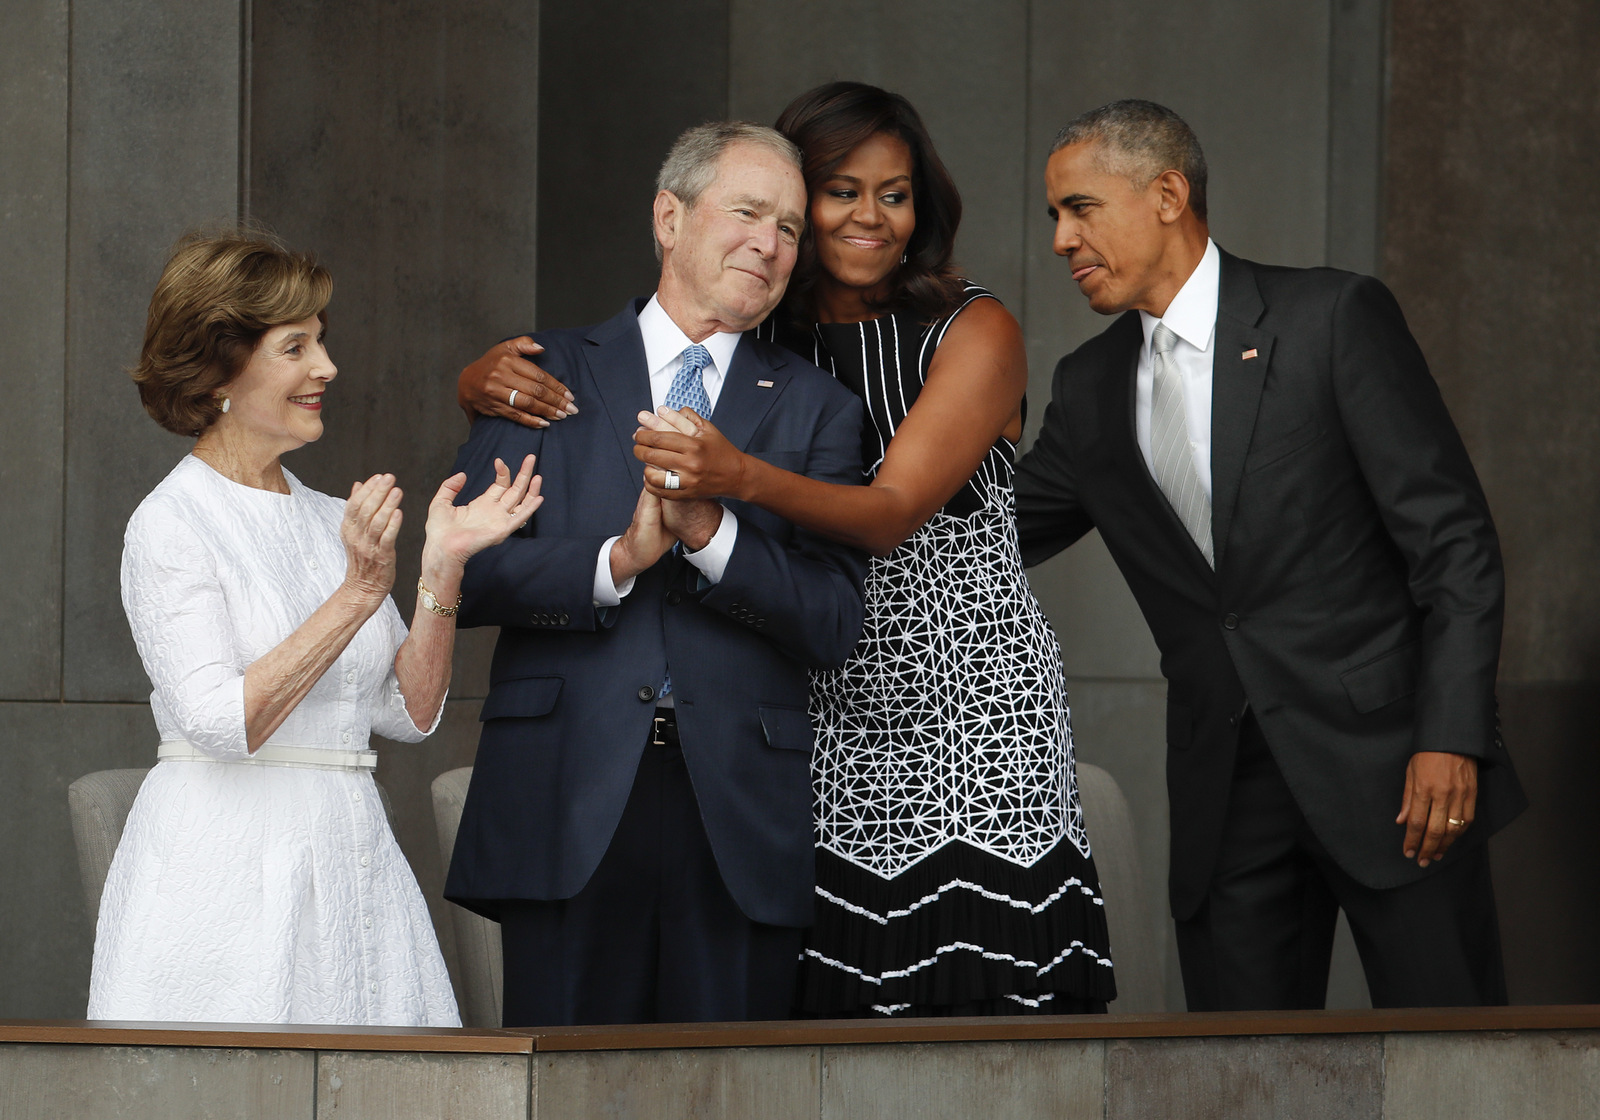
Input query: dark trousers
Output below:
<box><xmin>1175</xmin><ymin>713</ymin><xmax>1508</xmax><ymax>1011</ymax></box>
<box><xmin>498</xmin><ymin>718</ymin><xmax>804</xmax><ymax>1027</ymax></box>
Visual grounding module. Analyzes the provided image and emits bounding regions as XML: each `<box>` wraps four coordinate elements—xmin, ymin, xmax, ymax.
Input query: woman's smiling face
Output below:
<box><xmin>810</xmin><ymin>131</ymin><xmax>917</xmax><ymax>298</ymax></box>
<box><xmin>216</xmin><ymin>316</ymin><xmax>337</xmax><ymax>451</ymax></box>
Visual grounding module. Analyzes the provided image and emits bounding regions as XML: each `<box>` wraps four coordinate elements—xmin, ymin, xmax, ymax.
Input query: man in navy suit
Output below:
<box><xmin>443</xmin><ymin>121</ymin><xmax>867</xmax><ymax>1027</ymax></box>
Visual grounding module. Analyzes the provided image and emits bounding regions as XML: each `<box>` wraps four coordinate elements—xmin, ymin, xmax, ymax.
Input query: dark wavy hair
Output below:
<box><xmin>774</xmin><ymin>81</ymin><xmax>966</xmax><ymax>325</ymax></box>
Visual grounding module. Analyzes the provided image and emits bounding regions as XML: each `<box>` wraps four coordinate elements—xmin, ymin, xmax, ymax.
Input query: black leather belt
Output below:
<box><xmin>651</xmin><ymin>708</ymin><xmax>680</xmax><ymax>747</ymax></box>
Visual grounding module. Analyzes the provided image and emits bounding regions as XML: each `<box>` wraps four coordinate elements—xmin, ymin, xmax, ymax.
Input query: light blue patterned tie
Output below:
<box><xmin>664</xmin><ymin>343</ymin><xmax>713</xmax><ymax>417</ymax></box>
<box><xmin>657</xmin><ymin>344</ymin><xmax>712</xmax><ymax>703</ymax></box>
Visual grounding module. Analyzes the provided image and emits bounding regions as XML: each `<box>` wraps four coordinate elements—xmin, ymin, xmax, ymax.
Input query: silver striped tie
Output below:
<box><xmin>1149</xmin><ymin>323</ymin><xmax>1214</xmax><ymax>567</ymax></box>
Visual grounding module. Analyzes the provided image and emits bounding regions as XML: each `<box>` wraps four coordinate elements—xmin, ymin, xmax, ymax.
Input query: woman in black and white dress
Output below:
<box><xmin>462</xmin><ymin>83</ymin><xmax>1116</xmax><ymax>1016</ymax></box>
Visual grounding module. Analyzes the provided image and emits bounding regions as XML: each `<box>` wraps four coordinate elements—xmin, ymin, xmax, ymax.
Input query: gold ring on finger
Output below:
<box><xmin>1447</xmin><ymin>817</ymin><xmax>1467</xmax><ymax>828</ymax></box>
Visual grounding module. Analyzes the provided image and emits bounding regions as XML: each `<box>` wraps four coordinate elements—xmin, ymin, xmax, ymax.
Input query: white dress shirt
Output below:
<box><xmin>1136</xmin><ymin>238</ymin><xmax>1220</xmax><ymax>500</ymax></box>
<box><xmin>592</xmin><ymin>294</ymin><xmax>741</xmax><ymax>606</ymax></box>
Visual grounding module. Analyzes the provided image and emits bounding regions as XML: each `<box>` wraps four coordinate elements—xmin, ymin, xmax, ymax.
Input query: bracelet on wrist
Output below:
<box><xmin>418</xmin><ymin>576</ymin><xmax>462</xmax><ymax>617</ymax></box>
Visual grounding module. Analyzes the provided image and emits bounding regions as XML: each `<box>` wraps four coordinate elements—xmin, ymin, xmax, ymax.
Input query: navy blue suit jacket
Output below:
<box><xmin>443</xmin><ymin>300</ymin><xmax>867</xmax><ymax>928</ymax></box>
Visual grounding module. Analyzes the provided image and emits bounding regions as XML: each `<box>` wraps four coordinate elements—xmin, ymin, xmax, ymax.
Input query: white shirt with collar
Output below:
<box><xmin>1136</xmin><ymin>237</ymin><xmax>1220</xmax><ymax>500</ymax></box>
<box><xmin>592</xmin><ymin>294</ymin><xmax>741</xmax><ymax>606</ymax></box>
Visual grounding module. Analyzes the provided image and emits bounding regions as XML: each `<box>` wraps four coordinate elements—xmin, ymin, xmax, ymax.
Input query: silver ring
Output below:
<box><xmin>663</xmin><ymin>470</ymin><xmax>680</xmax><ymax>491</ymax></box>
<box><xmin>508</xmin><ymin>389</ymin><xmax>519</xmax><ymax>409</ymax></box>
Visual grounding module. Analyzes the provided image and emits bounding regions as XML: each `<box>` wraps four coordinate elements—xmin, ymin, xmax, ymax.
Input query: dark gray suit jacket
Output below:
<box><xmin>1015</xmin><ymin>249</ymin><xmax>1526</xmax><ymax>919</ymax></box>
<box><xmin>444</xmin><ymin>300</ymin><xmax>867</xmax><ymax>928</ymax></box>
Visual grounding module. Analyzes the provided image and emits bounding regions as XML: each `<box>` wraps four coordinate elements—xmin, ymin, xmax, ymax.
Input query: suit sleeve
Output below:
<box><xmin>1331</xmin><ymin>275</ymin><xmax>1503</xmax><ymax>759</ymax></box>
<box><xmin>453</xmin><ymin>414</ymin><xmax>615</xmax><ymax>632</ymax></box>
<box><xmin>1013</xmin><ymin>354</ymin><xmax>1097</xmax><ymax>566</ymax></box>
<box><xmin>698</xmin><ymin>391</ymin><xmax>869</xmax><ymax>669</ymax></box>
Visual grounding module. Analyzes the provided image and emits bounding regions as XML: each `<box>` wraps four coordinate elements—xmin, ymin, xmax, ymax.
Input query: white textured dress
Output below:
<box><xmin>88</xmin><ymin>455</ymin><xmax>460</xmax><ymax>1027</ymax></box>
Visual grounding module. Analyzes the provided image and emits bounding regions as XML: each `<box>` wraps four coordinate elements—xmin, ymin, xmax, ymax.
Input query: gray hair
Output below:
<box><xmin>653</xmin><ymin>121</ymin><xmax>803</xmax><ymax>259</ymax></box>
<box><xmin>1051</xmin><ymin>99</ymin><xmax>1209</xmax><ymax>222</ymax></box>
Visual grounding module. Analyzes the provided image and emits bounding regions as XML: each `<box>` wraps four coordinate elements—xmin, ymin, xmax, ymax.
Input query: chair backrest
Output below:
<box><xmin>67</xmin><ymin>769</ymin><xmax>151</xmax><ymax>924</ymax></box>
<box><xmin>68</xmin><ymin>767</ymin><xmax>399</xmax><ymax>931</ymax></box>
<box><xmin>430</xmin><ymin>767</ymin><xmax>504</xmax><ymax>1028</ymax></box>
<box><xmin>1076</xmin><ymin>762</ymin><xmax>1166</xmax><ymax>1012</ymax></box>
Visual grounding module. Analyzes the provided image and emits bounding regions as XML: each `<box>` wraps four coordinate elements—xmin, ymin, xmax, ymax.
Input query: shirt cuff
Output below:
<box><xmin>683</xmin><ymin>507</ymin><xmax>737</xmax><ymax>585</ymax></box>
<box><xmin>594</xmin><ymin>536</ymin><xmax>636</xmax><ymax>607</ymax></box>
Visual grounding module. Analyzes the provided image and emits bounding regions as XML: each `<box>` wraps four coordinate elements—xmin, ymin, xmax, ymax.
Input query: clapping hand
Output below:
<box><xmin>634</xmin><ymin>407</ymin><xmax>749</xmax><ymax>501</ymax></box>
<box><xmin>425</xmin><ymin>455</ymin><xmax>544</xmax><ymax>568</ymax></box>
<box><xmin>341</xmin><ymin>473</ymin><xmax>405</xmax><ymax>602</ymax></box>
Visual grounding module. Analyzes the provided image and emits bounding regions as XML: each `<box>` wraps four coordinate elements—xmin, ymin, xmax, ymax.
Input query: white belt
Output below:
<box><xmin>158</xmin><ymin>740</ymin><xmax>378</xmax><ymax>773</ymax></box>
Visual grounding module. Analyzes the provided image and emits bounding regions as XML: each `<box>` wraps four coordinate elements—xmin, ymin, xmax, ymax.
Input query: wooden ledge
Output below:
<box><xmin>0</xmin><ymin>1020</ymin><xmax>532</xmax><ymax>1054</ymax></box>
<box><xmin>516</xmin><ymin>1005</ymin><xmax>1600</xmax><ymax>1051</ymax></box>
<box><xmin>7</xmin><ymin>1006</ymin><xmax>1600</xmax><ymax>1055</ymax></box>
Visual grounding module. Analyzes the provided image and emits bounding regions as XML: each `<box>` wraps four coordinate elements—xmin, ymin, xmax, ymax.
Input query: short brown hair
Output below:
<box><xmin>132</xmin><ymin>231</ymin><xmax>333</xmax><ymax>436</ymax></box>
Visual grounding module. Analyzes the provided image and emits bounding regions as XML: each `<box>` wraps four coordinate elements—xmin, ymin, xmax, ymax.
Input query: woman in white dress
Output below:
<box><xmin>88</xmin><ymin>232</ymin><xmax>542</xmax><ymax>1026</ymax></box>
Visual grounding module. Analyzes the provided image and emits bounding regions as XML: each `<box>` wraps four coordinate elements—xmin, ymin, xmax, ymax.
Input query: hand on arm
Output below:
<box><xmin>632</xmin><ymin>298</ymin><xmax>1026</xmax><ymax>557</ymax></box>
<box><xmin>1397</xmin><ymin>751</ymin><xmax>1479</xmax><ymax>867</ymax></box>
<box><xmin>457</xmin><ymin>337</ymin><xmax>577</xmax><ymax>428</ymax></box>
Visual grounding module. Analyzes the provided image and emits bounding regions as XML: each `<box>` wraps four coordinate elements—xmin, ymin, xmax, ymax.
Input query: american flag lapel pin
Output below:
<box><xmin>1241</xmin><ymin>348</ymin><xmax>1258</xmax><ymax>360</ymax></box>
<box><xmin>757</xmin><ymin>379</ymin><xmax>774</xmax><ymax>388</ymax></box>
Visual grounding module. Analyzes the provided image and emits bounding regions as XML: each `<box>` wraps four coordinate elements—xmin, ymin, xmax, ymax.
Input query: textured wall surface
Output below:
<box><xmin>1385</xmin><ymin>0</ymin><xmax>1600</xmax><ymax>1002</ymax></box>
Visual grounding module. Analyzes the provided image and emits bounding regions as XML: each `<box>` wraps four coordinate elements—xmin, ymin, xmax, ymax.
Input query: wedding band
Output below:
<box><xmin>663</xmin><ymin>470</ymin><xmax>681</xmax><ymax>491</ymax></box>
<box><xmin>508</xmin><ymin>389</ymin><xmax>519</xmax><ymax>409</ymax></box>
<box><xmin>1447</xmin><ymin>818</ymin><xmax>1467</xmax><ymax>828</ymax></box>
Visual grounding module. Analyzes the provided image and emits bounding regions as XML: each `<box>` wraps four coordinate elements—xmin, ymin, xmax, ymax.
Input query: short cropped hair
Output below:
<box><xmin>132</xmin><ymin>231</ymin><xmax>332</xmax><ymax>436</ymax></box>
<box><xmin>1051</xmin><ymin>99</ymin><xmax>1209</xmax><ymax>222</ymax></box>
<box><xmin>653</xmin><ymin>121</ymin><xmax>802</xmax><ymax>259</ymax></box>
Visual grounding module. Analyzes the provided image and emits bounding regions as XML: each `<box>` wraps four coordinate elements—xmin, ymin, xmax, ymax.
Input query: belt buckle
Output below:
<box><xmin>652</xmin><ymin>715</ymin><xmax>668</xmax><ymax>747</ymax></box>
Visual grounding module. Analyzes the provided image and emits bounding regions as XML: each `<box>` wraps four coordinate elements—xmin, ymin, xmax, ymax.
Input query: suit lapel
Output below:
<box><xmin>583</xmin><ymin>301</ymin><xmax>654</xmax><ymax>480</ymax></box>
<box><xmin>1209</xmin><ymin>251</ymin><xmax>1275</xmax><ymax>570</ymax></box>
<box><xmin>709</xmin><ymin>333</ymin><xmax>790</xmax><ymax>450</ymax></box>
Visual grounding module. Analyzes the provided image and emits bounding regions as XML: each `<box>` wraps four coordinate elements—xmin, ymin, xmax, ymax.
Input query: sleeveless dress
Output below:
<box><xmin>88</xmin><ymin>455</ymin><xmax>460</xmax><ymax>1026</ymax></box>
<box><xmin>761</xmin><ymin>284</ymin><xmax>1116</xmax><ymax>1016</ymax></box>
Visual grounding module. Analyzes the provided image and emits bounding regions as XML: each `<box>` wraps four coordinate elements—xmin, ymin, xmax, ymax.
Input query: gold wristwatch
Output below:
<box><xmin>418</xmin><ymin>577</ymin><xmax>462</xmax><ymax>617</ymax></box>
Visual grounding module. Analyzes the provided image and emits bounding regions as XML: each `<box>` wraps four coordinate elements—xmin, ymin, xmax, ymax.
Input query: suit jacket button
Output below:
<box><xmin>667</xmin><ymin>591</ymin><xmax>683</xmax><ymax>606</ymax></box>
<box><xmin>1223</xmin><ymin>613</ymin><xmax>1239</xmax><ymax>630</ymax></box>
<box><xmin>637</xmin><ymin>685</ymin><xmax>656</xmax><ymax>702</ymax></box>
<box><xmin>559</xmin><ymin>612</ymin><xmax>570</xmax><ymax>625</ymax></box>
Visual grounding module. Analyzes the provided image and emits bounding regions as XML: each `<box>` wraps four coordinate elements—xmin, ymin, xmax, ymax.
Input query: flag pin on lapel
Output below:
<box><xmin>757</xmin><ymin>379</ymin><xmax>774</xmax><ymax>388</ymax></box>
<box><xmin>1241</xmin><ymin>348</ymin><xmax>1258</xmax><ymax>360</ymax></box>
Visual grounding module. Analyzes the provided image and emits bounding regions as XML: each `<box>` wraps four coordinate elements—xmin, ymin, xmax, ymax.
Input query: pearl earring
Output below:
<box><xmin>220</xmin><ymin>397</ymin><xmax>230</xmax><ymax>413</ymax></box>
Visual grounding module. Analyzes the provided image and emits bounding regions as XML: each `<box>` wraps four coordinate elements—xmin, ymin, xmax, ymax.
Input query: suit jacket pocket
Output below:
<box><xmin>1166</xmin><ymin>698</ymin><xmax>1193</xmax><ymax>751</ymax></box>
<box><xmin>1339</xmin><ymin>642</ymin><xmax>1419</xmax><ymax>714</ymax></box>
<box><xmin>479</xmin><ymin>676</ymin><xmax>564</xmax><ymax>721</ymax></box>
<box><xmin>759</xmin><ymin>704</ymin><xmax>815</xmax><ymax>751</ymax></box>
<box><xmin>1245</xmin><ymin>420</ymin><xmax>1323</xmax><ymax>473</ymax></box>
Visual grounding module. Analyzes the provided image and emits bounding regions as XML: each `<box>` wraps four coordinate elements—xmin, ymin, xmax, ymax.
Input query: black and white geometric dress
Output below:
<box><xmin>762</xmin><ymin>284</ymin><xmax>1117</xmax><ymax>1016</ymax></box>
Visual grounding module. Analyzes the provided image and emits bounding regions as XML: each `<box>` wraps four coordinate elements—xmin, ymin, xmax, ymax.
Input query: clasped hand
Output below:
<box><xmin>633</xmin><ymin>406</ymin><xmax>748</xmax><ymax>501</ymax></box>
<box><xmin>340</xmin><ymin>456</ymin><xmax>543</xmax><ymax>600</ymax></box>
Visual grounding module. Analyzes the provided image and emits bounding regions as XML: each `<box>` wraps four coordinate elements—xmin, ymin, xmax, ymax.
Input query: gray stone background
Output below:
<box><xmin>0</xmin><ymin>0</ymin><xmax>1594</xmax><ymax>1019</ymax></box>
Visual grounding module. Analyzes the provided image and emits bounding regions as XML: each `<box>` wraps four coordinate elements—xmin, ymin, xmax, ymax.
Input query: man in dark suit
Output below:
<box><xmin>444</xmin><ymin>121</ymin><xmax>867</xmax><ymax>1026</ymax></box>
<box><xmin>1014</xmin><ymin>100</ymin><xmax>1526</xmax><ymax>1010</ymax></box>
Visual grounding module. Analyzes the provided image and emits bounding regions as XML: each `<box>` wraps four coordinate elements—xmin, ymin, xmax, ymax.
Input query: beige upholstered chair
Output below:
<box><xmin>68</xmin><ymin>767</ymin><xmax>398</xmax><ymax>929</ymax></box>
<box><xmin>1076</xmin><ymin>762</ymin><xmax>1164</xmax><ymax>1012</ymax></box>
<box><xmin>430</xmin><ymin>767</ymin><xmax>504</xmax><ymax>1027</ymax></box>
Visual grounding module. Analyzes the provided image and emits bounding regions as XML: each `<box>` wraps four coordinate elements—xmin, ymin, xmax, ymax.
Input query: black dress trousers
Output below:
<box><xmin>1175</xmin><ymin>713</ymin><xmax>1508</xmax><ymax>1011</ymax></box>
<box><xmin>498</xmin><ymin>716</ymin><xmax>804</xmax><ymax>1027</ymax></box>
